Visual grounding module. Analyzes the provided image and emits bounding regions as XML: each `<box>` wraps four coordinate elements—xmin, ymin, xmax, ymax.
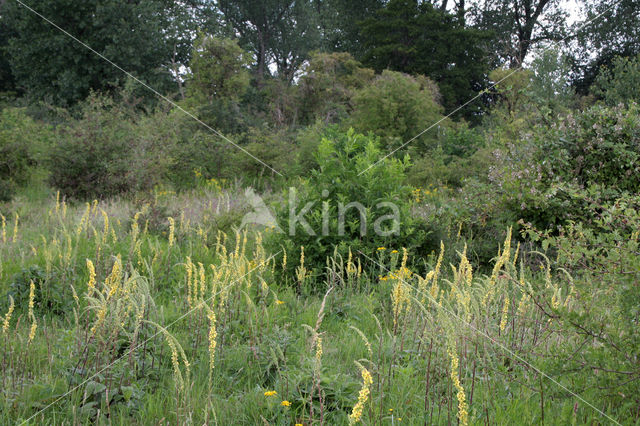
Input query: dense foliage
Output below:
<box><xmin>0</xmin><ymin>0</ymin><xmax>639</xmax><ymax>423</ymax></box>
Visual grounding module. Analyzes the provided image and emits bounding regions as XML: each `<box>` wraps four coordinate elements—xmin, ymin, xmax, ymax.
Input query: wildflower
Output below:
<box><xmin>27</xmin><ymin>280</ymin><xmax>37</xmax><ymax>343</ymax></box>
<box><xmin>282</xmin><ymin>247</ymin><xmax>287</xmax><ymax>270</ymax></box>
<box><xmin>276</xmin><ymin>300</ymin><xmax>285</xmax><ymax>305</ymax></box>
<box><xmin>348</xmin><ymin>363</ymin><xmax>373</xmax><ymax>424</ymax></box>
<box><xmin>166</xmin><ymin>335</ymin><xmax>184</xmax><ymax>391</ymax></box>
<box><xmin>377</xmin><ymin>247</ymin><xmax>386</xmax><ymax>251</ymax></box>
<box><xmin>207</xmin><ymin>307</ymin><xmax>217</xmax><ymax>384</ymax></box>
<box><xmin>2</xmin><ymin>295</ymin><xmax>14</xmax><ymax>333</ymax></box>
<box><xmin>281</xmin><ymin>400</ymin><xmax>291</xmax><ymax>407</ymax></box>
<box><xmin>264</xmin><ymin>390</ymin><xmax>277</xmax><ymax>397</ymax></box>
<box><xmin>12</xmin><ymin>213</ymin><xmax>18</xmax><ymax>242</ymax></box>
<box><xmin>391</xmin><ymin>249</ymin><xmax>398</xmax><ymax>254</ymax></box>
<box><xmin>1</xmin><ymin>214</ymin><xmax>6</xmax><ymax>243</ymax></box>
<box><xmin>500</xmin><ymin>296</ymin><xmax>509</xmax><ymax>332</ymax></box>
<box><xmin>447</xmin><ymin>343</ymin><xmax>469</xmax><ymax>426</ymax></box>
<box><xmin>86</xmin><ymin>259</ymin><xmax>96</xmax><ymax>295</ymax></box>
<box><xmin>315</xmin><ymin>337</ymin><xmax>323</xmax><ymax>365</ymax></box>
<box><xmin>168</xmin><ymin>217</ymin><xmax>175</xmax><ymax>247</ymax></box>
<box><xmin>101</xmin><ymin>209</ymin><xmax>109</xmax><ymax>244</ymax></box>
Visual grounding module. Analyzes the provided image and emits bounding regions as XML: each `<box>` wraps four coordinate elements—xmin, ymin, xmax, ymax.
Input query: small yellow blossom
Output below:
<box><xmin>377</xmin><ymin>247</ymin><xmax>386</xmax><ymax>251</ymax></box>
<box><xmin>276</xmin><ymin>300</ymin><xmax>285</xmax><ymax>305</ymax></box>
<box><xmin>264</xmin><ymin>390</ymin><xmax>277</xmax><ymax>397</ymax></box>
<box><xmin>281</xmin><ymin>400</ymin><xmax>291</xmax><ymax>407</ymax></box>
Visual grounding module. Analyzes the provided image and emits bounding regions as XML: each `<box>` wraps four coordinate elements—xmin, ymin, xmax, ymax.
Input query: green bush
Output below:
<box><xmin>48</xmin><ymin>94</ymin><xmax>178</xmax><ymax>200</ymax></box>
<box><xmin>349</xmin><ymin>70</ymin><xmax>446</xmax><ymax>156</ymax></box>
<box><xmin>0</xmin><ymin>107</ymin><xmax>52</xmax><ymax>201</ymax></box>
<box><xmin>297</xmin><ymin>52</ymin><xmax>374</xmax><ymax>125</ymax></box>
<box><xmin>268</xmin><ymin>128</ymin><xmax>436</xmax><ymax>280</ymax></box>
<box><xmin>542</xmin><ymin>103</ymin><xmax>640</xmax><ymax>193</ymax></box>
<box><xmin>522</xmin><ymin>192</ymin><xmax>640</xmax><ymax>409</ymax></box>
<box><xmin>593</xmin><ymin>54</ymin><xmax>640</xmax><ymax>106</ymax></box>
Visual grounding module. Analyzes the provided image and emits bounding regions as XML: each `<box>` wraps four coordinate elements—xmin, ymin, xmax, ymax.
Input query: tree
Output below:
<box><xmin>469</xmin><ymin>0</ymin><xmax>567</xmax><ymax>66</ymax></box>
<box><xmin>187</xmin><ymin>35</ymin><xmax>251</xmax><ymax>102</ymax></box>
<box><xmin>1</xmin><ymin>0</ymin><xmax>177</xmax><ymax>105</ymax></box>
<box><xmin>217</xmin><ymin>0</ymin><xmax>320</xmax><ymax>84</ymax></box>
<box><xmin>316</xmin><ymin>0</ymin><xmax>385</xmax><ymax>56</ymax></box>
<box><xmin>297</xmin><ymin>52</ymin><xmax>374</xmax><ymax>125</ymax></box>
<box><xmin>358</xmin><ymin>0</ymin><xmax>491</xmax><ymax>118</ymax></box>
<box><xmin>572</xmin><ymin>0</ymin><xmax>640</xmax><ymax>94</ymax></box>
<box><xmin>593</xmin><ymin>54</ymin><xmax>640</xmax><ymax>106</ymax></box>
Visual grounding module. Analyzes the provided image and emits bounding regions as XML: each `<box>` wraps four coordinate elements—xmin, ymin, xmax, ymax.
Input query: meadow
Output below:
<box><xmin>1</xmin><ymin>177</ymin><xmax>637</xmax><ymax>425</ymax></box>
<box><xmin>1</xmin><ymin>1</ymin><xmax>639</xmax><ymax>423</ymax></box>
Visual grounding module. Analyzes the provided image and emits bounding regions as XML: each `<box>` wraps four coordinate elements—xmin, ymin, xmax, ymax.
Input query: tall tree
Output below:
<box><xmin>217</xmin><ymin>0</ymin><xmax>320</xmax><ymax>84</ymax></box>
<box><xmin>571</xmin><ymin>0</ymin><xmax>640</xmax><ymax>93</ymax></box>
<box><xmin>469</xmin><ymin>0</ymin><xmax>567</xmax><ymax>66</ymax></box>
<box><xmin>359</xmin><ymin>0</ymin><xmax>491</xmax><ymax>119</ymax></box>
<box><xmin>316</xmin><ymin>0</ymin><xmax>385</xmax><ymax>56</ymax></box>
<box><xmin>1</xmin><ymin>0</ymin><xmax>180</xmax><ymax>105</ymax></box>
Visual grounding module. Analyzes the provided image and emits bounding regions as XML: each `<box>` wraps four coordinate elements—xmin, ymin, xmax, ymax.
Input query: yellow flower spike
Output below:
<box><xmin>101</xmin><ymin>209</ymin><xmax>109</xmax><ymax>245</ymax></box>
<box><xmin>167</xmin><ymin>217</ymin><xmax>175</xmax><ymax>247</ymax></box>
<box><xmin>2</xmin><ymin>295</ymin><xmax>14</xmax><ymax>334</ymax></box>
<box><xmin>500</xmin><ymin>296</ymin><xmax>509</xmax><ymax>332</ymax></box>
<box><xmin>1</xmin><ymin>214</ymin><xmax>6</xmax><ymax>243</ymax></box>
<box><xmin>86</xmin><ymin>259</ymin><xmax>96</xmax><ymax>296</ymax></box>
<box><xmin>207</xmin><ymin>307</ymin><xmax>218</xmax><ymax>386</ymax></box>
<box><xmin>27</xmin><ymin>280</ymin><xmax>37</xmax><ymax>343</ymax></box>
<box><xmin>348</xmin><ymin>363</ymin><xmax>373</xmax><ymax>425</ymax></box>
<box><xmin>447</xmin><ymin>342</ymin><xmax>469</xmax><ymax>426</ymax></box>
<box><xmin>12</xmin><ymin>213</ymin><xmax>19</xmax><ymax>243</ymax></box>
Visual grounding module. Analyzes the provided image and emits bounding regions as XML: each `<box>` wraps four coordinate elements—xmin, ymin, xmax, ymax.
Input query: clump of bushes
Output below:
<box><xmin>268</xmin><ymin>128</ymin><xmax>436</xmax><ymax>280</ymax></box>
<box><xmin>0</xmin><ymin>107</ymin><xmax>52</xmax><ymax>201</ymax></box>
<box><xmin>48</xmin><ymin>94</ymin><xmax>178</xmax><ymax>200</ymax></box>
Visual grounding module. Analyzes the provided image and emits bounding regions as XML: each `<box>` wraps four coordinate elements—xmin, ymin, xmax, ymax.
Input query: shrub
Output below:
<box><xmin>522</xmin><ymin>192</ymin><xmax>640</xmax><ymax>409</ymax></box>
<box><xmin>48</xmin><ymin>94</ymin><xmax>178</xmax><ymax>200</ymax></box>
<box><xmin>267</xmin><ymin>128</ymin><xmax>435</xmax><ymax>280</ymax></box>
<box><xmin>297</xmin><ymin>52</ymin><xmax>374</xmax><ymax>125</ymax></box>
<box><xmin>349</xmin><ymin>70</ymin><xmax>446</xmax><ymax>155</ymax></box>
<box><xmin>0</xmin><ymin>107</ymin><xmax>52</xmax><ymax>201</ymax></box>
<box><xmin>593</xmin><ymin>54</ymin><xmax>640</xmax><ymax>106</ymax></box>
<box><xmin>543</xmin><ymin>103</ymin><xmax>640</xmax><ymax>193</ymax></box>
